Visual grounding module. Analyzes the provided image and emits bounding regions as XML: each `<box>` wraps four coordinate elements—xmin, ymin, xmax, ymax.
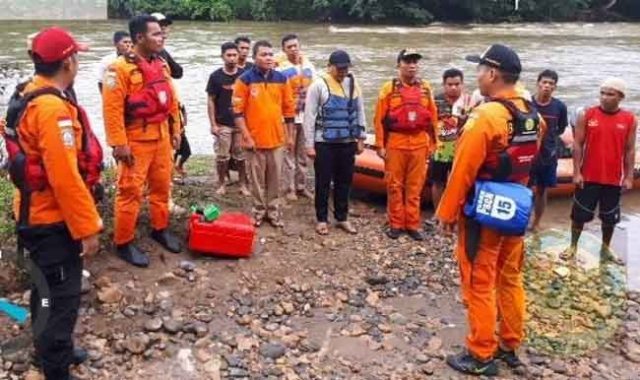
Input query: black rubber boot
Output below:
<box><xmin>151</xmin><ymin>229</ymin><xmax>182</xmax><ymax>254</ymax></box>
<box><xmin>116</xmin><ymin>243</ymin><xmax>150</xmax><ymax>268</ymax></box>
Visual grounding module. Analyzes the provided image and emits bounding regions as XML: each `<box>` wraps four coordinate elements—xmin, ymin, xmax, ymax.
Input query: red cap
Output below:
<box><xmin>31</xmin><ymin>27</ymin><xmax>89</xmax><ymax>63</ymax></box>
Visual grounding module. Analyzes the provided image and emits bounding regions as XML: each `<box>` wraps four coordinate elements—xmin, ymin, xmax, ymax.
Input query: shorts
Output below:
<box><xmin>571</xmin><ymin>182</ymin><xmax>622</xmax><ymax>225</ymax></box>
<box><xmin>528</xmin><ymin>161</ymin><xmax>558</xmax><ymax>188</ymax></box>
<box><xmin>428</xmin><ymin>159</ymin><xmax>453</xmax><ymax>185</ymax></box>
<box><xmin>215</xmin><ymin>126</ymin><xmax>244</xmax><ymax>162</ymax></box>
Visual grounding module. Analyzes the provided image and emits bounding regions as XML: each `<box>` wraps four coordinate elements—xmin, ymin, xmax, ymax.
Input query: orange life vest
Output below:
<box><xmin>125</xmin><ymin>55</ymin><xmax>173</xmax><ymax>124</ymax></box>
<box><xmin>384</xmin><ymin>79</ymin><xmax>433</xmax><ymax>134</ymax></box>
<box><xmin>3</xmin><ymin>82</ymin><xmax>104</xmax><ymax>222</ymax></box>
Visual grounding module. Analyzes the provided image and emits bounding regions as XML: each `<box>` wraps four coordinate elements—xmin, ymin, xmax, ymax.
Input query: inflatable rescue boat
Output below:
<box><xmin>352</xmin><ymin>133</ymin><xmax>640</xmax><ymax>200</ymax></box>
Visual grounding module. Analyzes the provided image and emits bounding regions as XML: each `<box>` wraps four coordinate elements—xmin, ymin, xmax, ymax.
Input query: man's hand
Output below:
<box><xmin>210</xmin><ymin>124</ymin><xmax>221</xmax><ymax>136</ymax></box>
<box><xmin>242</xmin><ymin>133</ymin><xmax>256</xmax><ymax>150</ymax></box>
<box><xmin>623</xmin><ymin>176</ymin><xmax>634</xmax><ymax>191</ymax></box>
<box><xmin>573</xmin><ymin>173</ymin><xmax>584</xmax><ymax>189</ymax></box>
<box><xmin>287</xmin><ymin>138</ymin><xmax>295</xmax><ymax>152</ymax></box>
<box><xmin>438</xmin><ymin>220</ymin><xmax>456</xmax><ymax>236</ymax></box>
<box><xmin>376</xmin><ymin>147</ymin><xmax>386</xmax><ymax>160</ymax></box>
<box><xmin>113</xmin><ymin>145</ymin><xmax>134</xmax><ymax>167</ymax></box>
<box><xmin>171</xmin><ymin>134</ymin><xmax>181</xmax><ymax>150</ymax></box>
<box><xmin>356</xmin><ymin>140</ymin><xmax>365</xmax><ymax>155</ymax></box>
<box><xmin>80</xmin><ymin>234</ymin><xmax>100</xmax><ymax>258</ymax></box>
<box><xmin>306</xmin><ymin>147</ymin><xmax>316</xmax><ymax>159</ymax></box>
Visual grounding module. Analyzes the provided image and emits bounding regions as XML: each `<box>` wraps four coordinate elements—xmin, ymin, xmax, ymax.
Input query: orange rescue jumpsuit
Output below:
<box><xmin>374</xmin><ymin>79</ymin><xmax>438</xmax><ymax>231</ymax></box>
<box><xmin>10</xmin><ymin>75</ymin><xmax>102</xmax><ymax>238</ymax></box>
<box><xmin>436</xmin><ymin>88</ymin><xmax>546</xmax><ymax>360</ymax></box>
<box><xmin>102</xmin><ymin>55</ymin><xmax>180</xmax><ymax>245</ymax></box>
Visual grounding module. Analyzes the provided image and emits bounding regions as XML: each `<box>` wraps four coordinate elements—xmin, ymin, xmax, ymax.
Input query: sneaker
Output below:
<box><xmin>446</xmin><ymin>350</ymin><xmax>499</xmax><ymax>377</ymax></box>
<box><xmin>386</xmin><ymin>228</ymin><xmax>402</xmax><ymax>240</ymax></box>
<box><xmin>423</xmin><ymin>218</ymin><xmax>437</xmax><ymax>230</ymax></box>
<box><xmin>495</xmin><ymin>347</ymin><xmax>523</xmax><ymax>368</ymax></box>
<box><xmin>407</xmin><ymin>230</ymin><xmax>424</xmax><ymax>241</ymax></box>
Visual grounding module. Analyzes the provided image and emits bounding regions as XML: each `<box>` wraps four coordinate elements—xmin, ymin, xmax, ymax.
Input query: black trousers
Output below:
<box><xmin>20</xmin><ymin>224</ymin><xmax>82</xmax><ymax>380</ymax></box>
<box><xmin>314</xmin><ymin>142</ymin><xmax>357</xmax><ymax>223</ymax></box>
<box><xmin>174</xmin><ymin>131</ymin><xmax>192</xmax><ymax>166</ymax></box>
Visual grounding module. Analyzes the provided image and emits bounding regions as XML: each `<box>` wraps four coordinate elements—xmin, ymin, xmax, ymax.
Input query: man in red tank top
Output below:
<box><xmin>568</xmin><ymin>78</ymin><xmax>637</xmax><ymax>263</ymax></box>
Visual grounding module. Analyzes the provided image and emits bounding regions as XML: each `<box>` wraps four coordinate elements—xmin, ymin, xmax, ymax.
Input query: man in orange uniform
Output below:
<box><xmin>103</xmin><ymin>15</ymin><xmax>182</xmax><ymax>267</ymax></box>
<box><xmin>233</xmin><ymin>40</ymin><xmax>295</xmax><ymax>228</ymax></box>
<box><xmin>2</xmin><ymin>27</ymin><xmax>102</xmax><ymax>379</ymax></box>
<box><xmin>436</xmin><ymin>44</ymin><xmax>546</xmax><ymax>376</ymax></box>
<box><xmin>374</xmin><ymin>49</ymin><xmax>438</xmax><ymax>241</ymax></box>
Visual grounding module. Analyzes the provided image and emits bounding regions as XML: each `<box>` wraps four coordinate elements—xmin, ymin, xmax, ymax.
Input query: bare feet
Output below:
<box><xmin>215</xmin><ymin>185</ymin><xmax>226</xmax><ymax>196</ymax></box>
<box><xmin>239</xmin><ymin>184</ymin><xmax>250</xmax><ymax>197</ymax></box>
<box><xmin>559</xmin><ymin>246</ymin><xmax>577</xmax><ymax>261</ymax></box>
<box><xmin>315</xmin><ymin>222</ymin><xmax>329</xmax><ymax>235</ymax></box>
<box><xmin>336</xmin><ymin>221</ymin><xmax>357</xmax><ymax>235</ymax></box>
<box><xmin>285</xmin><ymin>191</ymin><xmax>298</xmax><ymax>202</ymax></box>
<box><xmin>297</xmin><ymin>189</ymin><xmax>314</xmax><ymax>200</ymax></box>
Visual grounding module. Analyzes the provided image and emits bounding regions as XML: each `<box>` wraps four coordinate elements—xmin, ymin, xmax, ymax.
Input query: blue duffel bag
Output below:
<box><xmin>463</xmin><ymin>180</ymin><xmax>533</xmax><ymax>236</ymax></box>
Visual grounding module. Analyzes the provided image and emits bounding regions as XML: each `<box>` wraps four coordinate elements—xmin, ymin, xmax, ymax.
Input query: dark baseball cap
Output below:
<box><xmin>329</xmin><ymin>50</ymin><xmax>352</xmax><ymax>69</ymax></box>
<box><xmin>397</xmin><ymin>48</ymin><xmax>422</xmax><ymax>63</ymax></box>
<box><xmin>465</xmin><ymin>44</ymin><xmax>522</xmax><ymax>74</ymax></box>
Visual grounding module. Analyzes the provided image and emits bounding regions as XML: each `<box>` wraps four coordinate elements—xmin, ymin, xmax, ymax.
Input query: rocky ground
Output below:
<box><xmin>1</xmin><ymin>155</ymin><xmax>640</xmax><ymax>380</ymax></box>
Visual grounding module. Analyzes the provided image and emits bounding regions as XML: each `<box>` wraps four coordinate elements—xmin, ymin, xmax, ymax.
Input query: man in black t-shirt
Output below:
<box><xmin>529</xmin><ymin>69</ymin><xmax>568</xmax><ymax>232</ymax></box>
<box><xmin>206</xmin><ymin>42</ymin><xmax>249</xmax><ymax>196</ymax></box>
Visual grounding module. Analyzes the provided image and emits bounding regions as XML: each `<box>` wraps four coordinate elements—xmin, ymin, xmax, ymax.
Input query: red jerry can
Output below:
<box><xmin>188</xmin><ymin>212</ymin><xmax>256</xmax><ymax>258</ymax></box>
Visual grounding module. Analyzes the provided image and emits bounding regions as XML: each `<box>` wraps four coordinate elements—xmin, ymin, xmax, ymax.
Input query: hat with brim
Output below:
<box><xmin>31</xmin><ymin>27</ymin><xmax>89</xmax><ymax>63</ymax></box>
<box><xmin>329</xmin><ymin>50</ymin><xmax>352</xmax><ymax>69</ymax></box>
<box><xmin>466</xmin><ymin>43</ymin><xmax>521</xmax><ymax>75</ymax></box>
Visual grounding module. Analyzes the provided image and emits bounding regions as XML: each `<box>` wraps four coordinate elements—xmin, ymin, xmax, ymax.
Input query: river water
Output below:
<box><xmin>1</xmin><ymin>20</ymin><xmax>639</xmax><ymax>286</ymax></box>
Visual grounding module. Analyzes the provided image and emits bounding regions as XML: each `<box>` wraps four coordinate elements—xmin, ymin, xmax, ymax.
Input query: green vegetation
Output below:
<box><xmin>108</xmin><ymin>0</ymin><xmax>638</xmax><ymax>24</ymax></box>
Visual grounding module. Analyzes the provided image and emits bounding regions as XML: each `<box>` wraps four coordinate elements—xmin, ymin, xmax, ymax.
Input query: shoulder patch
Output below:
<box><xmin>104</xmin><ymin>70</ymin><xmax>117</xmax><ymax>89</ymax></box>
<box><xmin>58</xmin><ymin>117</ymin><xmax>75</xmax><ymax>147</ymax></box>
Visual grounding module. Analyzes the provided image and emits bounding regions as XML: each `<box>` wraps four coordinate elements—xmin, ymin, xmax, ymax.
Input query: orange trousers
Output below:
<box><xmin>114</xmin><ymin>138</ymin><xmax>173</xmax><ymax>245</ymax></box>
<box><xmin>385</xmin><ymin>147</ymin><xmax>428</xmax><ymax>230</ymax></box>
<box><xmin>456</xmin><ymin>217</ymin><xmax>526</xmax><ymax>360</ymax></box>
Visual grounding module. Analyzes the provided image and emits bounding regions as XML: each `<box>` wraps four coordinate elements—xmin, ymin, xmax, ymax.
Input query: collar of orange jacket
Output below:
<box><xmin>31</xmin><ymin>75</ymin><xmax>64</xmax><ymax>91</ymax></box>
<box><xmin>490</xmin><ymin>87</ymin><xmax>520</xmax><ymax>100</ymax></box>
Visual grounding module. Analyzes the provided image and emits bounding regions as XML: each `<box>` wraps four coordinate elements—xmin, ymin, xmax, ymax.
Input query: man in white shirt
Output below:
<box><xmin>96</xmin><ymin>30</ymin><xmax>132</xmax><ymax>92</ymax></box>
